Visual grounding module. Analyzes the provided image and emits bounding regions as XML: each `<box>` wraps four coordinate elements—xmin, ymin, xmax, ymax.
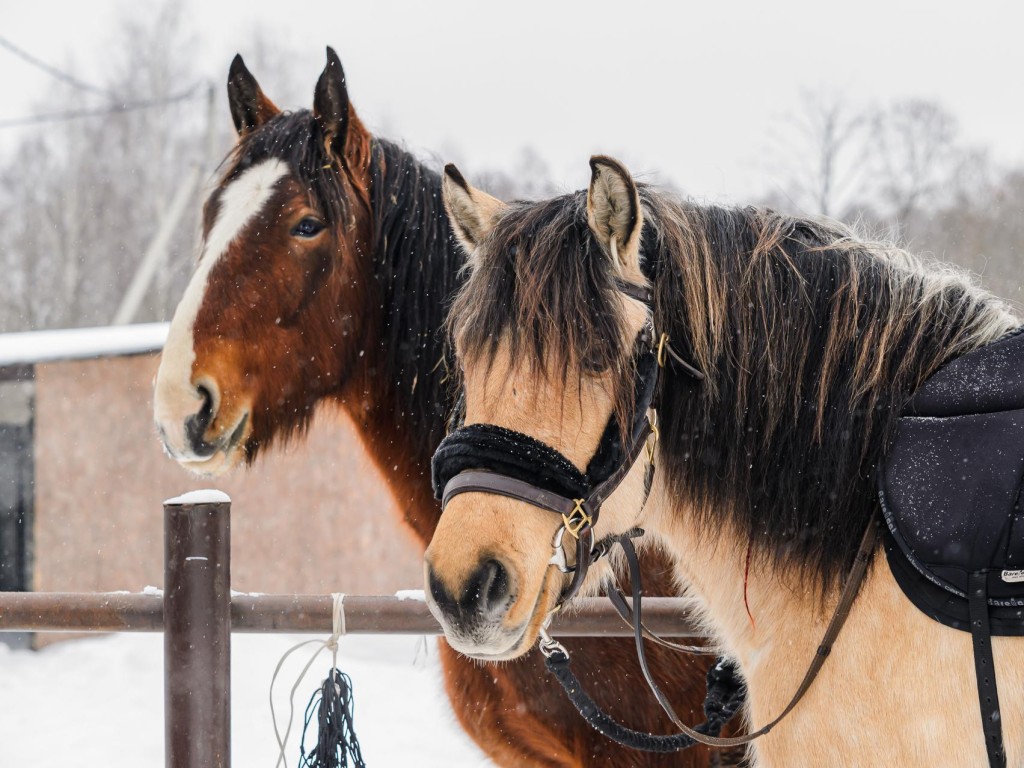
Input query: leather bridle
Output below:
<box><xmin>433</xmin><ymin>277</ymin><xmax>688</xmax><ymax>608</ymax></box>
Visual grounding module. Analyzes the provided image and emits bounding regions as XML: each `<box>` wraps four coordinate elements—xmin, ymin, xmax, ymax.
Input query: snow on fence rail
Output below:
<box><xmin>0</xmin><ymin>321</ymin><xmax>169</xmax><ymax>366</ymax></box>
<box><xmin>0</xmin><ymin>494</ymin><xmax>704</xmax><ymax>767</ymax></box>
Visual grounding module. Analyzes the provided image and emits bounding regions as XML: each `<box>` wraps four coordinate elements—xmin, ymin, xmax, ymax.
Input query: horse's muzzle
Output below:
<box><xmin>424</xmin><ymin>558</ymin><xmax>530</xmax><ymax>659</ymax></box>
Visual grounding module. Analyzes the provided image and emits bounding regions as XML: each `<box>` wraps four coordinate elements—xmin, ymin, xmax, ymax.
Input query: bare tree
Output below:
<box><xmin>762</xmin><ymin>89</ymin><xmax>869</xmax><ymax>217</ymax></box>
<box><xmin>756</xmin><ymin>91</ymin><xmax>1021</xmax><ymax>306</ymax></box>
<box><xmin>0</xmin><ymin>1</ymin><xmax>229</xmax><ymax>332</ymax></box>
<box><xmin>868</xmin><ymin>99</ymin><xmax>973</xmax><ymax>225</ymax></box>
<box><xmin>905</xmin><ymin>166</ymin><xmax>1024</xmax><ymax>306</ymax></box>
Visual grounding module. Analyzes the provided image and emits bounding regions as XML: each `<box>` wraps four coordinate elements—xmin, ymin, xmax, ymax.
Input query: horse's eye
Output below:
<box><xmin>291</xmin><ymin>217</ymin><xmax>326</xmax><ymax>239</ymax></box>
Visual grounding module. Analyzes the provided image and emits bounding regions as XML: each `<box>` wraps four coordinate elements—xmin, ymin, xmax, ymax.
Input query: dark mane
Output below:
<box><xmin>369</xmin><ymin>138</ymin><xmax>464</xmax><ymax>459</ymax></box>
<box><xmin>452</xmin><ymin>186</ymin><xmax>1020</xmax><ymax>588</ymax></box>
<box><xmin>650</xmin><ymin>195</ymin><xmax>1017</xmax><ymax>586</ymax></box>
<box><xmin>449</xmin><ymin>191</ymin><xmax>636</xmax><ymax>427</ymax></box>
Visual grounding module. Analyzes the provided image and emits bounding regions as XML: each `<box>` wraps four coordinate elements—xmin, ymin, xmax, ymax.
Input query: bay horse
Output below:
<box><xmin>426</xmin><ymin>155</ymin><xmax>1024</xmax><ymax>766</ymax></box>
<box><xmin>152</xmin><ymin>50</ymin><xmax>738</xmax><ymax>767</ymax></box>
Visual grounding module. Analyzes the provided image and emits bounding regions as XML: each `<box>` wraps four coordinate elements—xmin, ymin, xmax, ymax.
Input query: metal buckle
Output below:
<box><xmin>548</xmin><ymin>526</ymin><xmax>575</xmax><ymax>573</ymax></box>
<box><xmin>561</xmin><ymin>500</ymin><xmax>592</xmax><ymax>540</ymax></box>
<box><xmin>656</xmin><ymin>332</ymin><xmax>670</xmax><ymax>368</ymax></box>
<box><xmin>646</xmin><ymin>411</ymin><xmax>660</xmax><ymax>463</ymax></box>
<box><xmin>538</xmin><ymin>616</ymin><xmax>568</xmax><ymax>658</ymax></box>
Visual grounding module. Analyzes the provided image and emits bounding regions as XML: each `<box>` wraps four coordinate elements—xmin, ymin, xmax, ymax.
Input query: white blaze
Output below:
<box><xmin>154</xmin><ymin>159</ymin><xmax>289</xmax><ymax>458</ymax></box>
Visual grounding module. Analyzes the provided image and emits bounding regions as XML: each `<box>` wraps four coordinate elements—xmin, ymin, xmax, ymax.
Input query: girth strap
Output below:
<box><xmin>969</xmin><ymin>571</ymin><xmax>1007</xmax><ymax>768</ymax></box>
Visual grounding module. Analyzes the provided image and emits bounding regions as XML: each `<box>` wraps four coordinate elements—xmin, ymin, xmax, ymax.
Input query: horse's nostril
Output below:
<box><xmin>427</xmin><ymin>559</ymin><xmax>514</xmax><ymax>626</ymax></box>
<box><xmin>184</xmin><ymin>384</ymin><xmax>218</xmax><ymax>457</ymax></box>
<box><xmin>196</xmin><ymin>384</ymin><xmax>215</xmax><ymax>419</ymax></box>
<box><xmin>472</xmin><ymin>559</ymin><xmax>512</xmax><ymax>619</ymax></box>
<box><xmin>427</xmin><ymin>565</ymin><xmax>458</xmax><ymax>619</ymax></box>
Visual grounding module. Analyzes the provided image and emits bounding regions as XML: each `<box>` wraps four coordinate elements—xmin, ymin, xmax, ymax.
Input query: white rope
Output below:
<box><xmin>270</xmin><ymin>593</ymin><xmax>347</xmax><ymax>768</ymax></box>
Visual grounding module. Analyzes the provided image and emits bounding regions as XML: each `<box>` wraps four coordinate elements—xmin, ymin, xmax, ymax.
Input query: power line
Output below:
<box><xmin>0</xmin><ymin>84</ymin><xmax>206</xmax><ymax>129</ymax></box>
<box><xmin>0</xmin><ymin>34</ymin><xmax>207</xmax><ymax>129</ymax></box>
<box><xmin>0</xmin><ymin>34</ymin><xmax>112</xmax><ymax>97</ymax></box>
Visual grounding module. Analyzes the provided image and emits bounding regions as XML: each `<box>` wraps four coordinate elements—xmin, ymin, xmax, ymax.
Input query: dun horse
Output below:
<box><xmin>153</xmin><ymin>51</ymin><xmax>736</xmax><ymax>766</ymax></box>
<box><xmin>427</xmin><ymin>156</ymin><xmax>1024</xmax><ymax>766</ymax></box>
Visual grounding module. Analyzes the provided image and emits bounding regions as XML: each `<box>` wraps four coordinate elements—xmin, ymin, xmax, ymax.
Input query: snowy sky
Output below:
<box><xmin>4</xmin><ymin>0</ymin><xmax>1024</xmax><ymax>203</ymax></box>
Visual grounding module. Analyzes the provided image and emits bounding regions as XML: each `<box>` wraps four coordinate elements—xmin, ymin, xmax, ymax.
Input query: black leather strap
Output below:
<box><xmin>442</xmin><ymin>471</ymin><xmax>580</xmax><ymax>516</ymax></box>
<box><xmin>544</xmin><ymin>648</ymin><xmax>744</xmax><ymax>753</ymax></box>
<box><xmin>612</xmin><ymin>277</ymin><xmax>654</xmax><ymax>306</ymax></box>
<box><xmin>968</xmin><ymin>571</ymin><xmax>1006</xmax><ymax>768</ymax></box>
<box><xmin>606</xmin><ymin>582</ymin><xmax>717</xmax><ymax>656</ymax></box>
<box><xmin>566</xmin><ymin>514</ymin><xmax>881</xmax><ymax>750</ymax></box>
<box><xmin>433</xmin><ymin>423</ymin><xmax>589</xmax><ymax>502</ymax></box>
<box><xmin>585</xmin><ymin>420</ymin><xmax>653</xmax><ymax>511</ymax></box>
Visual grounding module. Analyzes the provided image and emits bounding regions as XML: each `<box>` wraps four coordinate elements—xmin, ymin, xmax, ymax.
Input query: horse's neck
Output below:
<box><xmin>343</xmin><ymin>139</ymin><xmax>462</xmax><ymax>545</ymax></box>
<box><xmin>648</xmin><ymin>491</ymin><xmax>828</xmax><ymax>693</ymax></box>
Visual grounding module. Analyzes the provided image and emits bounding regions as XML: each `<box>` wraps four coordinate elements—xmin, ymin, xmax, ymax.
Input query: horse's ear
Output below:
<box><xmin>442</xmin><ymin>164</ymin><xmax>505</xmax><ymax>253</ymax></box>
<box><xmin>227</xmin><ymin>54</ymin><xmax>279</xmax><ymax>137</ymax></box>
<box><xmin>587</xmin><ymin>155</ymin><xmax>643</xmax><ymax>273</ymax></box>
<box><xmin>313</xmin><ymin>46</ymin><xmax>349</xmax><ymax>159</ymax></box>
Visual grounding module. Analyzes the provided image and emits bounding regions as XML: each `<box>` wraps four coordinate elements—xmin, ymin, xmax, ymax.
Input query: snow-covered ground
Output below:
<box><xmin>0</xmin><ymin>632</ymin><xmax>494</xmax><ymax>766</ymax></box>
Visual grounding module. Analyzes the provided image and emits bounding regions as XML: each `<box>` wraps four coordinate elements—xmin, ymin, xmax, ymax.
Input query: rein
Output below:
<box><xmin>541</xmin><ymin>516</ymin><xmax>880</xmax><ymax>751</ymax></box>
<box><xmin>431</xmin><ymin>274</ymin><xmax>881</xmax><ymax>753</ymax></box>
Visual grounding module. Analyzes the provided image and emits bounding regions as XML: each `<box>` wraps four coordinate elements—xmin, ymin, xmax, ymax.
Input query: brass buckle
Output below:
<box><xmin>646</xmin><ymin>412</ymin><xmax>660</xmax><ymax>463</ymax></box>
<box><xmin>657</xmin><ymin>332</ymin><xmax>670</xmax><ymax>368</ymax></box>
<box><xmin>562</xmin><ymin>499</ymin><xmax>592</xmax><ymax>539</ymax></box>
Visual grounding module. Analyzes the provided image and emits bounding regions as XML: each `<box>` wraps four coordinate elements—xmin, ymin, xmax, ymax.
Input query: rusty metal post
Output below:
<box><xmin>164</xmin><ymin>492</ymin><xmax>231</xmax><ymax>768</ymax></box>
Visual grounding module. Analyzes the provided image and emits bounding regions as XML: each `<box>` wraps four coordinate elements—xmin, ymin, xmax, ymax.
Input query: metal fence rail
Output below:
<box><xmin>0</xmin><ymin>591</ymin><xmax>703</xmax><ymax>636</ymax></box>
<box><xmin>0</xmin><ymin>496</ymin><xmax>705</xmax><ymax>767</ymax></box>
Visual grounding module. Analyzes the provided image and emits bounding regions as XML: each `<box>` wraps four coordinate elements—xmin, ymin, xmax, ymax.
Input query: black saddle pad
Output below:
<box><xmin>879</xmin><ymin>327</ymin><xmax>1024</xmax><ymax>634</ymax></box>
